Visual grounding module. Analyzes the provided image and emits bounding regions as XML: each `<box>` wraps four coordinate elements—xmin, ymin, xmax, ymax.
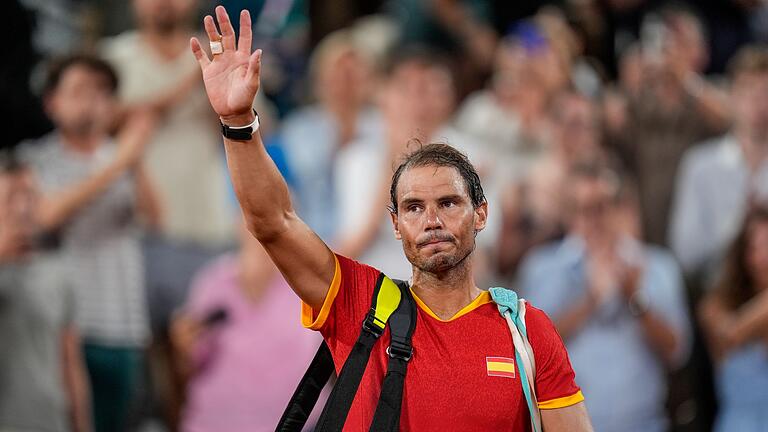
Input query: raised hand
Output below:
<box><xmin>190</xmin><ymin>6</ymin><xmax>261</xmax><ymax>126</ymax></box>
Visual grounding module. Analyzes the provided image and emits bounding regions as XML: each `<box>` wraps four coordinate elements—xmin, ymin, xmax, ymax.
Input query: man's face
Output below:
<box><xmin>554</xmin><ymin>96</ymin><xmax>599</xmax><ymax>160</ymax></box>
<box><xmin>133</xmin><ymin>0</ymin><xmax>195</xmax><ymax>32</ymax></box>
<box><xmin>732</xmin><ymin>72</ymin><xmax>768</xmax><ymax>138</ymax></box>
<box><xmin>568</xmin><ymin>176</ymin><xmax>616</xmax><ymax>243</ymax></box>
<box><xmin>316</xmin><ymin>48</ymin><xmax>370</xmax><ymax>108</ymax></box>
<box><xmin>390</xmin><ymin>165</ymin><xmax>487</xmax><ymax>274</ymax></box>
<box><xmin>46</xmin><ymin>65</ymin><xmax>115</xmax><ymax>137</ymax></box>
<box><xmin>383</xmin><ymin>62</ymin><xmax>455</xmax><ymax>131</ymax></box>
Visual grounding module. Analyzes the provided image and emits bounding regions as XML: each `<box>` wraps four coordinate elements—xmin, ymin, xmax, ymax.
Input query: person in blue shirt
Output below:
<box><xmin>519</xmin><ymin>162</ymin><xmax>691</xmax><ymax>432</ymax></box>
<box><xmin>699</xmin><ymin>205</ymin><xmax>768</xmax><ymax>432</ymax></box>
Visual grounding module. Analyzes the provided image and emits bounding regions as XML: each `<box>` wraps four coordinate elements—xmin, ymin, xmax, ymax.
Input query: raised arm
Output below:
<box><xmin>190</xmin><ymin>7</ymin><xmax>333</xmax><ymax>309</ymax></box>
<box><xmin>36</xmin><ymin>110</ymin><xmax>154</xmax><ymax>231</ymax></box>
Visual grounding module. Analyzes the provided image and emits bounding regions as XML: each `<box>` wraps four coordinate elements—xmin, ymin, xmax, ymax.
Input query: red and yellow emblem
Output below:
<box><xmin>486</xmin><ymin>356</ymin><xmax>516</xmax><ymax>379</ymax></box>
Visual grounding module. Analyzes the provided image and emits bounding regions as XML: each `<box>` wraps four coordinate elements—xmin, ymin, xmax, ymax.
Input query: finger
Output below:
<box><xmin>244</xmin><ymin>49</ymin><xmax>262</xmax><ymax>91</ymax></box>
<box><xmin>215</xmin><ymin>5</ymin><xmax>236</xmax><ymax>51</ymax></box>
<box><xmin>203</xmin><ymin>15</ymin><xmax>221</xmax><ymax>44</ymax></box>
<box><xmin>190</xmin><ymin>37</ymin><xmax>210</xmax><ymax>68</ymax></box>
<box><xmin>237</xmin><ymin>9</ymin><xmax>252</xmax><ymax>55</ymax></box>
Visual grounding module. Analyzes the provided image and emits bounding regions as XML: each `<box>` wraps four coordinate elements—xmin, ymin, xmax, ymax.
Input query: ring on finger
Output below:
<box><xmin>210</xmin><ymin>39</ymin><xmax>224</xmax><ymax>55</ymax></box>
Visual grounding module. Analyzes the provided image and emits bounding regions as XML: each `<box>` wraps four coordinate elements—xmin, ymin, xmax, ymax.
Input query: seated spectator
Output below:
<box><xmin>19</xmin><ymin>55</ymin><xmax>159</xmax><ymax>432</ymax></box>
<box><xmin>699</xmin><ymin>205</ymin><xmax>768</xmax><ymax>432</ymax></box>
<box><xmin>670</xmin><ymin>45</ymin><xmax>768</xmax><ymax>280</ymax></box>
<box><xmin>171</xmin><ymin>224</ymin><xmax>322</xmax><ymax>432</ymax></box>
<box><xmin>519</xmin><ymin>163</ymin><xmax>691</xmax><ymax>432</ymax></box>
<box><xmin>0</xmin><ymin>157</ymin><xmax>90</xmax><ymax>432</ymax></box>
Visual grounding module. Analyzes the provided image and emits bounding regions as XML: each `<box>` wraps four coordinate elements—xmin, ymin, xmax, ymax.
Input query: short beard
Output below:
<box><xmin>413</xmin><ymin>240</ymin><xmax>475</xmax><ymax>275</ymax></box>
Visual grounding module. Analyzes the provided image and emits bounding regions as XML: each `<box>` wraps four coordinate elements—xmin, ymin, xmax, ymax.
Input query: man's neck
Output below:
<box><xmin>411</xmin><ymin>259</ymin><xmax>481</xmax><ymax>320</ymax></box>
<box><xmin>59</xmin><ymin>131</ymin><xmax>103</xmax><ymax>155</ymax></box>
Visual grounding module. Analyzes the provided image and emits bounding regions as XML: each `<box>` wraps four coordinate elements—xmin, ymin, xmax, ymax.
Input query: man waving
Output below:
<box><xmin>190</xmin><ymin>7</ymin><xmax>592</xmax><ymax>431</ymax></box>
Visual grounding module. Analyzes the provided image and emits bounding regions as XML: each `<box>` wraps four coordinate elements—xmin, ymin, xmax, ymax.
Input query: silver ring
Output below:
<box><xmin>210</xmin><ymin>40</ymin><xmax>223</xmax><ymax>55</ymax></box>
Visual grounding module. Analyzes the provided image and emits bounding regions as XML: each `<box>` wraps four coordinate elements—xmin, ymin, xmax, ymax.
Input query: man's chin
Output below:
<box><xmin>418</xmin><ymin>252</ymin><xmax>458</xmax><ymax>273</ymax></box>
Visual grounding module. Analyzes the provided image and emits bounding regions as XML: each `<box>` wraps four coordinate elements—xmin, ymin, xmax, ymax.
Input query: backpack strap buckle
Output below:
<box><xmin>386</xmin><ymin>341</ymin><xmax>413</xmax><ymax>362</ymax></box>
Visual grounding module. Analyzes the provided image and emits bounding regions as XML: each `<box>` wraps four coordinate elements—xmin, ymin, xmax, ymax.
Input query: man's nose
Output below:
<box><xmin>424</xmin><ymin>205</ymin><xmax>443</xmax><ymax>230</ymax></box>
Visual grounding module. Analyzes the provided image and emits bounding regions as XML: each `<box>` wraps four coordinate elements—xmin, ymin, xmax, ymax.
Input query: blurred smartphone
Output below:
<box><xmin>202</xmin><ymin>308</ymin><xmax>229</xmax><ymax>328</ymax></box>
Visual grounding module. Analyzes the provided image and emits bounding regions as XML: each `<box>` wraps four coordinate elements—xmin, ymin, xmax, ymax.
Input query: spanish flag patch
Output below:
<box><xmin>486</xmin><ymin>356</ymin><xmax>516</xmax><ymax>378</ymax></box>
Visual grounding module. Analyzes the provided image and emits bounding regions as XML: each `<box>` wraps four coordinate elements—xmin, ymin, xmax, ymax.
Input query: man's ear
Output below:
<box><xmin>390</xmin><ymin>211</ymin><xmax>401</xmax><ymax>240</ymax></box>
<box><xmin>474</xmin><ymin>201</ymin><xmax>488</xmax><ymax>233</ymax></box>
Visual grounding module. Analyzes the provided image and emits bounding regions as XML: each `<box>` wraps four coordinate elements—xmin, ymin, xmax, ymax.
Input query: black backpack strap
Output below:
<box><xmin>369</xmin><ymin>279</ymin><xmax>416</xmax><ymax>432</ymax></box>
<box><xmin>313</xmin><ymin>272</ymin><xmax>396</xmax><ymax>432</ymax></box>
<box><xmin>276</xmin><ymin>272</ymin><xmax>409</xmax><ymax>432</ymax></box>
<box><xmin>276</xmin><ymin>341</ymin><xmax>336</xmax><ymax>431</ymax></box>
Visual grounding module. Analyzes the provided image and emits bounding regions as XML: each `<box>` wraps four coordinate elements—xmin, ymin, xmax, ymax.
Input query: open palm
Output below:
<box><xmin>190</xmin><ymin>6</ymin><xmax>261</xmax><ymax>121</ymax></box>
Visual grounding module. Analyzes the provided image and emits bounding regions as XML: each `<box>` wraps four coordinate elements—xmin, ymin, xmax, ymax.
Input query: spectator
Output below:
<box><xmin>699</xmin><ymin>205</ymin><xmax>768</xmax><ymax>432</ymax></box>
<box><xmin>0</xmin><ymin>157</ymin><xmax>91</xmax><ymax>432</ymax></box>
<box><xmin>670</xmin><ymin>45</ymin><xmax>768</xmax><ymax>280</ymax></box>
<box><xmin>100</xmin><ymin>0</ymin><xmax>242</xmax><ymax>348</ymax></box>
<box><xmin>519</xmin><ymin>164</ymin><xmax>691</xmax><ymax>432</ymax></box>
<box><xmin>101</xmin><ymin>0</ymin><xmax>235</xmax><ymax>247</ymax></box>
<box><xmin>280</xmin><ymin>28</ymin><xmax>380</xmax><ymax>242</ymax></box>
<box><xmin>334</xmin><ymin>47</ymin><xmax>482</xmax><ymax>280</ymax></box>
<box><xmin>171</xmin><ymin>224</ymin><xmax>322</xmax><ymax>432</ymax></box>
<box><xmin>494</xmin><ymin>91</ymin><xmax>609</xmax><ymax>281</ymax></box>
<box><xmin>455</xmin><ymin>29</ymin><xmax>553</xmax><ymax>187</ymax></box>
<box><xmin>607</xmin><ymin>6</ymin><xmax>729</xmax><ymax>246</ymax></box>
<box><xmin>19</xmin><ymin>55</ymin><xmax>159</xmax><ymax>432</ymax></box>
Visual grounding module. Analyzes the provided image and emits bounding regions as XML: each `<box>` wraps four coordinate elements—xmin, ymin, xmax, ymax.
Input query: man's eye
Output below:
<box><xmin>441</xmin><ymin>200</ymin><xmax>456</xmax><ymax>208</ymax></box>
<box><xmin>407</xmin><ymin>204</ymin><xmax>423</xmax><ymax>212</ymax></box>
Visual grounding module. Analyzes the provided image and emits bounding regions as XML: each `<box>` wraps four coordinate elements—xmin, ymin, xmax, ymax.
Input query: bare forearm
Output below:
<box><xmin>62</xmin><ymin>329</ymin><xmax>91</xmax><ymax>432</ymax></box>
<box><xmin>554</xmin><ymin>295</ymin><xmax>595</xmax><ymax>341</ymax></box>
<box><xmin>222</xmin><ymin>126</ymin><xmax>293</xmax><ymax>240</ymax></box>
<box><xmin>38</xmin><ymin>160</ymin><xmax>128</xmax><ymax>230</ymax></box>
<box><xmin>636</xmin><ymin>310</ymin><xmax>679</xmax><ymax>365</ymax></box>
<box><xmin>134</xmin><ymin>164</ymin><xmax>163</xmax><ymax>230</ymax></box>
<box><xmin>731</xmin><ymin>291</ymin><xmax>768</xmax><ymax>345</ymax></box>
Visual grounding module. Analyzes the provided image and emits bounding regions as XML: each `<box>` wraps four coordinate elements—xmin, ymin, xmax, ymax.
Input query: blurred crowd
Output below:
<box><xmin>2</xmin><ymin>0</ymin><xmax>768</xmax><ymax>431</ymax></box>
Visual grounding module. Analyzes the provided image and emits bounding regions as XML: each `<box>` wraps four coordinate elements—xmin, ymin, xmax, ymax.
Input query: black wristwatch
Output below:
<box><xmin>220</xmin><ymin>109</ymin><xmax>259</xmax><ymax>141</ymax></box>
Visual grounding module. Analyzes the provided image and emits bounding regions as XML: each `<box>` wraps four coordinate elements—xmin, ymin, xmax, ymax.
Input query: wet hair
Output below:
<box><xmin>388</xmin><ymin>142</ymin><xmax>485</xmax><ymax>214</ymax></box>
<box><xmin>43</xmin><ymin>54</ymin><xmax>119</xmax><ymax>96</ymax></box>
<box><xmin>712</xmin><ymin>205</ymin><xmax>768</xmax><ymax>310</ymax></box>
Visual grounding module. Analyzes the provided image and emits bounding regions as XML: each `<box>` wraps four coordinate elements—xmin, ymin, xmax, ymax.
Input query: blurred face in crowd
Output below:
<box><xmin>552</xmin><ymin>94</ymin><xmax>600</xmax><ymax>162</ymax></box>
<box><xmin>383</xmin><ymin>61</ymin><xmax>455</xmax><ymax>133</ymax></box>
<box><xmin>315</xmin><ymin>46</ymin><xmax>370</xmax><ymax>111</ymax></box>
<box><xmin>133</xmin><ymin>0</ymin><xmax>195</xmax><ymax>33</ymax></box>
<box><xmin>568</xmin><ymin>174</ymin><xmax>619</xmax><ymax>244</ymax></box>
<box><xmin>732</xmin><ymin>71</ymin><xmax>768</xmax><ymax>139</ymax></box>
<box><xmin>45</xmin><ymin>64</ymin><xmax>115</xmax><ymax>138</ymax></box>
<box><xmin>492</xmin><ymin>42</ymin><xmax>548</xmax><ymax>109</ymax></box>
<box><xmin>746</xmin><ymin>218</ymin><xmax>768</xmax><ymax>290</ymax></box>
<box><xmin>392</xmin><ymin>165</ymin><xmax>486</xmax><ymax>274</ymax></box>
